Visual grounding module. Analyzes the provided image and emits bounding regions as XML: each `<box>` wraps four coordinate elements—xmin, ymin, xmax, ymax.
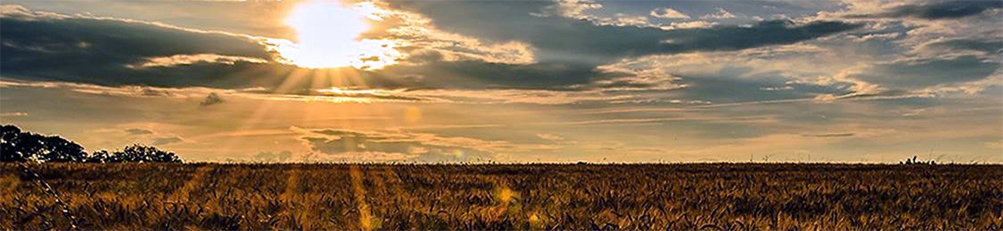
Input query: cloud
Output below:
<box><xmin>124</xmin><ymin>128</ymin><xmax>154</xmax><ymax>135</ymax></box>
<box><xmin>302</xmin><ymin>130</ymin><xmax>414</xmax><ymax>154</ymax></box>
<box><xmin>660</xmin><ymin>20</ymin><xmax>717</xmax><ymax>30</ymax></box>
<box><xmin>2</xmin><ymin>77</ymin><xmax>637</xmax><ymax>105</ymax></box>
<box><xmin>254</xmin><ymin>150</ymin><xmax>293</xmax><ymax>162</ymax></box>
<box><xmin>374</xmin><ymin>60</ymin><xmax>621</xmax><ymax>90</ymax></box>
<box><xmin>396</xmin><ymin>88</ymin><xmax>638</xmax><ymax>105</ymax></box>
<box><xmin>657</xmin><ymin>20</ymin><xmax>861</xmax><ymax>55</ymax></box>
<box><xmin>200</xmin><ymin>92</ymin><xmax>224</xmax><ymax>107</ymax></box>
<box><xmin>531</xmin><ymin>0</ymin><xmax>656</xmax><ymax>28</ymax></box>
<box><xmin>0</xmin><ymin>79</ymin><xmax>218</xmax><ymax>98</ymax></box>
<box><xmin>0</xmin><ymin>5</ymin><xmax>276</xmax><ymax>88</ymax></box>
<box><xmin>536</xmin><ymin>133</ymin><xmax>565</xmax><ymax>141</ymax></box>
<box><xmin>294</xmin><ymin>127</ymin><xmax>501</xmax><ymax>162</ymax></box>
<box><xmin>920</xmin><ymin>38</ymin><xmax>1003</xmax><ymax>55</ymax></box>
<box><xmin>127</xmin><ymin>54</ymin><xmax>268</xmax><ymax>69</ymax></box>
<box><xmin>673</xmin><ymin>75</ymin><xmax>848</xmax><ymax>104</ymax></box>
<box><xmin>590</xmin><ymin>37</ymin><xmax>995</xmax><ymax>106</ymax></box>
<box><xmin>112</xmin><ymin>126</ymin><xmax>185</xmax><ymax>145</ymax></box>
<box><xmin>850</xmin><ymin>55</ymin><xmax>1000</xmax><ymax>90</ymax></box>
<box><xmin>0</xmin><ymin>5</ymin><xmax>590</xmax><ymax>91</ymax></box>
<box><xmin>152</xmin><ymin>136</ymin><xmax>183</xmax><ymax>145</ymax></box>
<box><xmin>0</xmin><ymin>112</ymin><xmax>28</xmax><ymax>117</ymax></box>
<box><xmin>368</xmin><ymin>4</ymin><xmax>537</xmax><ymax>65</ymax></box>
<box><xmin>852</xmin><ymin>1</ymin><xmax>1003</xmax><ymax>20</ymax></box>
<box><xmin>802</xmin><ymin>133</ymin><xmax>855</xmax><ymax>138</ymax></box>
<box><xmin>851</xmin><ymin>32</ymin><xmax>902</xmax><ymax>42</ymax></box>
<box><xmin>651</xmin><ymin>7</ymin><xmax>690</xmax><ymax>19</ymax></box>
<box><xmin>700</xmin><ymin>8</ymin><xmax>737</xmax><ymax>19</ymax></box>
<box><xmin>1</xmin><ymin>4</ymin><xmax>862</xmax><ymax>94</ymax></box>
<box><xmin>389</xmin><ymin>1</ymin><xmax>861</xmax><ymax>65</ymax></box>
<box><xmin>532</xmin><ymin>0</ymin><xmax>602</xmax><ymax>19</ymax></box>
<box><xmin>593</xmin><ymin>47</ymin><xmax>856</xmax><ymax>104</ymax></box>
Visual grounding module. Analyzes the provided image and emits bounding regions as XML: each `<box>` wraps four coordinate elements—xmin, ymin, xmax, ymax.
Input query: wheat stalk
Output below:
<box><xmin>16</xmin><ymin>162</ymin><xmax>81</xmax><ymax>230</ymax></box>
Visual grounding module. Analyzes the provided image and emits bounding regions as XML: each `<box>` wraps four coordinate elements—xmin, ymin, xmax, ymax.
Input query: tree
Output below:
<box><xmin>1</xmin><ymin>125</ymin><xmax>87</xmax><ymax>162</ymax></box>
<box><xmin>2</xmin><ymin>125</ymin><xmax>183</xmax><ymax>163</ymax></box>
<box><xmin>1</xmin><ymin>125</ymin><xmax>26</xmax><ymax>162</ymax></box>
<box><xmin>101</xmin><ymin>145</ymin><xmax>182</xmax><ymax>163</ymax></box>
<box><xmin>86</xmin><ymin>150</ymin><xmax>111</xmax><ymax>163</ymax></box>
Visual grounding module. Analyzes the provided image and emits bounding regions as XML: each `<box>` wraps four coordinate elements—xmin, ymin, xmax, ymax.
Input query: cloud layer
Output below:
<box><xmin>0</xmin><ymin>0</ymin><xmax>1000</xmax><ymax>163</ymax></box>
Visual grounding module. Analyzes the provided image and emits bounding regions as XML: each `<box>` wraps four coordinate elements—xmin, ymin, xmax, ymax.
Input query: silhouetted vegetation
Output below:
<box><xmin>2</xmin><ymin>125</ymin><xmax>87</xmax><ymax>162</ymax></box>
<box><xmin>900</xmin><ymin>155</ymin><xmax>937</xmax><ymax>165</ymax></box>
<box><xmin>1</xmin><ymin>163</ymin><xmax>1000</xmax><ymax>230</ymax></box>
<box><xmin>1</xmin><ymin>125</ymin><xmax>181</xmax><ymax>163</ymax></box>
<box><xmin>87</xmin><ymin>145</ymin><xmax>183</xmax><ymax>163</ymax></box>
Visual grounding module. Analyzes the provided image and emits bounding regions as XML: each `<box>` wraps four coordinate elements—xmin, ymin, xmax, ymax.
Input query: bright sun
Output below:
<box><xmin>272</xmin><ymin>0</ymin><xmax>400</xmax><ymax>70</ymax></box>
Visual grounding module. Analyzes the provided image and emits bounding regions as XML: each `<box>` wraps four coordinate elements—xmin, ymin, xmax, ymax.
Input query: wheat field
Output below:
<box><xmin>2</xmin><ymin>163</ymin><xmax>1001</xmax><ymax>230</ymax></box>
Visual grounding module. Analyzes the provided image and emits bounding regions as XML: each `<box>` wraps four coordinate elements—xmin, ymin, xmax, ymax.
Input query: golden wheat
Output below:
<box><xmin>1</xmin><ymin>163</ymin><xmax>1001</xmax><ymax>230</ymax></box>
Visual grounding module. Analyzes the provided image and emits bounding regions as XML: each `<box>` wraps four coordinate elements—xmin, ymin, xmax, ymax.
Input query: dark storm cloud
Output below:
<box><xmin>850</xmin><ymin>1</ymin><xmax>1003</xmax><ymax>20</ymax></box>
<box><xmin>387</xmin><ymin>1</ymin><xmax>861</xmax><ymax>64</ymax></box>
<box><xmin>852</xmin><ymin>55</ymin><xmax>1000</xmax><ymax>89</ymax></box>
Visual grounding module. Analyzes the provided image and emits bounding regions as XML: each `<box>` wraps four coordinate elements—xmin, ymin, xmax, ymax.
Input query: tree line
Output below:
<box><xmin>1</xmin><ymin>125</ymin><xmax>182</xmax><ymax>163</ymax></box>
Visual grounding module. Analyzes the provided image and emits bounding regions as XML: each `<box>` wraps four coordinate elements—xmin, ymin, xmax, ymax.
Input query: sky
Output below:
<box><xmin>0</xmin><ymin>0</ymin><xmax>1000</xmax><ymax>163</ymax></box>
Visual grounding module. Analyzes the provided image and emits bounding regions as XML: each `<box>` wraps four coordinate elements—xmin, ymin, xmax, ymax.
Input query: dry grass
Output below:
<box><xmin>1</xmin><ymin>163</ymin><xmax>1001</xmax><ymax>230</ymax></box>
